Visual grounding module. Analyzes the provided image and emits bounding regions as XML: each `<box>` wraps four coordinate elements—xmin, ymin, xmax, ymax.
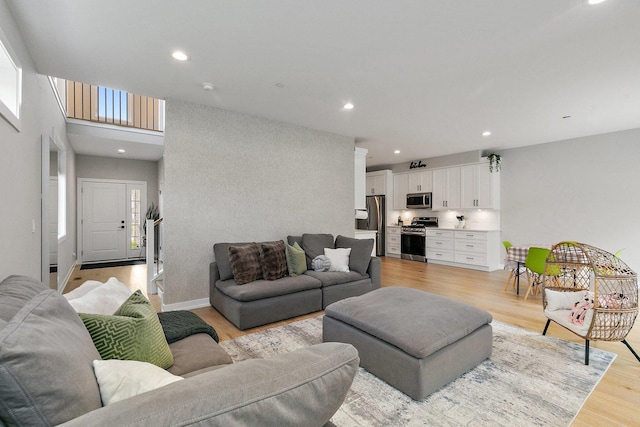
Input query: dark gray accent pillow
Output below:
<box><xmin>335</xmin><ymin>235</ymin><xmax>374</xmax><ymax>275</ymax></box>
<box><xmin>261</xmin><ymin>240</ymin><xmax>288</xmax><ymax>280</ymax></box>
<box><xmin>0</xmin><ymin>277</ymin><xmax>103</xmax><ymax>426</ymax></box>
<box><xmin>214</xmin><ymin>242</ymin><xmax>251</xmax><ymax>281</ymax></box>
<box><xmin>229</xmin><ymin>243</ymin><xmax>263</xmax><ymax>285</ymax></box>
<box><xmin>301</xmin><ymin>234</ymin><xmax>335</xmax><ymax>269</ymax></box>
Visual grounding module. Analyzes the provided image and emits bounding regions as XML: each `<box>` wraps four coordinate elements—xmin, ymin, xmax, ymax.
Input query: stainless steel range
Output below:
<box><xmin>401</xmin><ymin>217</ymin><xmax>438</xmax><ymax>262</ymax></box>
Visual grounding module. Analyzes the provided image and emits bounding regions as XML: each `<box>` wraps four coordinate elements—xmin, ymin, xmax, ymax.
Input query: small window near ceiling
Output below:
<box><xmin>0</xmin><ymin>32</ymin><xmax>21</xmax><ymax>131</ymax></box>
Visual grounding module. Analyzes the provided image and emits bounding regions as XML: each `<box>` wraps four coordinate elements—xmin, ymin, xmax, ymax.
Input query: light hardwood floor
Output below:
<box><xmin>67</xmin><ymin>257</ymin><xmax>640</xmax><ymax>426</ymax></box>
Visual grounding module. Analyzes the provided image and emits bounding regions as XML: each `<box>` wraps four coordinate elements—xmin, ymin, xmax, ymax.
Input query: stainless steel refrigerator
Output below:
<box><xmin>356</xmin><ymin>195</ymin><xmax>385</xmax><ymax>256</ymax></box>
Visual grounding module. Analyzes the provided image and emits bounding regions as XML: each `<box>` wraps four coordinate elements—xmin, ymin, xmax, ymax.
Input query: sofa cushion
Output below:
<box><xmin>0</xmin><ymin>275</ymin><xmax>103</xmax><ymax>426</ymax></box>
<box><xmin>304</xmin><ymin>270</ymin><xmax>369</xmax><ymax>287</ymax></box>
<box><xmin>285</xmin><ymin>241</ymin><xmax>307</xmax><ymax>277</ymax></box>
<box><xmin>301</xmin><ymin>233</ymin><xmax>335</xmax><ymax>269</ymax></box>
<box><xmin>335</xmin><ymin>235</ymin><xmax>375</xmax><ymax>275</ymax></box>
<box><xmin>93</xmin><ymin>359</ymin><xmax>184</xmax><ymax>405</ymax></box>
<box><xmin>168</xmin><ymin>333</ymin><xmax>233</xmax><ymax>377</ymax></box>
<box><xmin>261</xmin><ymin>240</ymin><xmax>288</xmax><ymax>280</ymax></box>
<box><xmin>229</xmin><ymin>243</ymin><xmax>263</xmax><ymax>285</ymax></box>
<box><xmin>216</xmin><ymin>275</ymin><xmax>322</xmax><ymax>302</ymax></box>
<box><xmin>79</xmin><ymin>290</ymin><xmax>174</xmax><ymax>369</ymax></box>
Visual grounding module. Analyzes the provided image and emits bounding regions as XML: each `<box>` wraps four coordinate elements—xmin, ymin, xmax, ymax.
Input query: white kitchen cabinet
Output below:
<box><xmin>427</xmin><ymin>229</ymin><xmax>500</xmax><ymax>271</ymax></box>
<box><xmin>354</xmin><ymin>147</ymin><xmax>368</xmax><ymax>210</ymax></box>
<box><xmin>408</xmin><ymin>170</ymin><xmax>432</xmax><ymax>193</ymax></box>
<box><xmin>386</xmin><ymin>226</ymin><xmax>401</xmax><ymax>258</ymax></box>
<box><xmin>393</xmin><ymin>173</ymin><xmax>409</xmax><ymax>210</ymax></box>
<box><xmin>432</xmin><ymin>167</ymin><xmax>460</xmax><ymax>210</ymax></box>
<box><xmin>366</xmin><ymin>170</ymin><xmax>391</xmax><ymax>196</ymax></box>
<box><xmin>460</xmin><ymin>163</ymin><xmax>499</xmax><ymax>210</ymax></box>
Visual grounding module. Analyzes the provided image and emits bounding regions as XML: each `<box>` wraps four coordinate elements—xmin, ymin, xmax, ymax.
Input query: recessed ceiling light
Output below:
<box><xmin>171</xmin><ymin>51</ymin><xmax>189</xmax><ymax>61</ymax></box>
<box><xmin>202</xmin><ymin>83</ymin><xmax>214</xmax><ymax>91</ymax></box>
<box><xmin>394</xmin><ymin>150</ymin><xmax>401</xmax><ymax>154</ymax></box>
<box><xmin>587</xmin><ymin>0</ymin><xmax>607</xmax><ymax>5</ymax></box>
<box><xmin>117</xmin><ymin>149</ymin><xmax>125</xmax><ymax>154</ymax></box>
<box><xmin>482</xmin><ymin>131</ymin><xmax>492</xmax><ymax>137</ymax></box>
<box><xmin>343</xmin><ymin>102</ymin><xmax>354</xmax><ymax>110</ymax></box>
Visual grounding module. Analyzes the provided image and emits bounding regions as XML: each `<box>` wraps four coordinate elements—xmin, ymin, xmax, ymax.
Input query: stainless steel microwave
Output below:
<box><xmin>406</xmin><ymin>192</ymin><xmax>432</xmax><ymax>209</ymax></box>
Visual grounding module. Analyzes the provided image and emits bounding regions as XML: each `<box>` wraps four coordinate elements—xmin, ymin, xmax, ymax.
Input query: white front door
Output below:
<box><xmin>82</xmin><ymin>181</ymin><xmax>127</xmax><ymax>262</ymax></box>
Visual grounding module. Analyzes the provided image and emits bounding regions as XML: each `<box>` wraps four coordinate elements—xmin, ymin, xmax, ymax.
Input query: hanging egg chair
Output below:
<box><xmin>541</xmin><ymin>241</ymin><xmax>639</xmax><ymax>365</ymax></box>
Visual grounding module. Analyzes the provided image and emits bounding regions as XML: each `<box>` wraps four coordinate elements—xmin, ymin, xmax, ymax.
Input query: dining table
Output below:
<box><xmin>505</xmin><ymin>244</ymin><xmax>552</xmax><ymax>295</ymax></box>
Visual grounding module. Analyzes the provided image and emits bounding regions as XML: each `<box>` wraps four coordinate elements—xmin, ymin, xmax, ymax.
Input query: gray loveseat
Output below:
<box><xmin>210</xmin><ymin>234</ymin><xmax>381</xmax><ymax>330</ymax></box>
<box><xmin>0</xmin><ymin>275</ymin><xmax>359</xmax><ymax>426</ymax></box>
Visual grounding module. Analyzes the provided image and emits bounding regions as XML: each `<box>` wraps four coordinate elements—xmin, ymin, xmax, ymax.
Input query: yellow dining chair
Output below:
<box><xmin>524</xmin><ymin>247</ymin><xmax>561</xmax><ymax>300</ymax></box>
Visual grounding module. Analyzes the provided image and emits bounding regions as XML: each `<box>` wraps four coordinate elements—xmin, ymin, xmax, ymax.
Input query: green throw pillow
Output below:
<box><xmin>286</xmin><ymin>242</ymin><xmax>307</xmax><ymax>277</ymax></box>
<box><xmin>79</xmin><ymin>290</ymin><xmax>173</xmax><ymax>369</ymax></box>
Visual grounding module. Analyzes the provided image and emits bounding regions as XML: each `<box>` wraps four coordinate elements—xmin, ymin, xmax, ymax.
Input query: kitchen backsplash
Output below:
<box><xmin>390</xmin><ymin>208</ymin><xmax>501</xmax><ymax>230</ymax></box>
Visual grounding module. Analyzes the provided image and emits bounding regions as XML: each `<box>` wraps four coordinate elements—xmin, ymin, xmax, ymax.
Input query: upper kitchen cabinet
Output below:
<box><xmin>393</xmin><ymin>173</ymin><xmax>409</xmax><ymax>210</ymax></box>
<box><xmin>354</xmin><ymin>147</ymin><xmax>368</xmax><ymax>210</ymax></box>
<box><xmin>366</xmin><ymin>170</ymin><xmax>392</xmax><ymax>196</ymax></box>
<box><xmin>460</xmin><ymin>163</ymin><xmax>500</xmax><ymax>209</ymax></box>
<box><xmin>408</xmin><ymin>170</ymin><xmax>432</xmax><ymax>193</ymax></box>
<box><xmin>432</xmin><ymin>167</ymin><xmax>460</xmax><ymax>210</ymax></box>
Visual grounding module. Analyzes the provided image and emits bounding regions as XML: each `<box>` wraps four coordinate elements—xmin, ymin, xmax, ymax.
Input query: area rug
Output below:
<box><xmin>219</xmin><ymin>316</ymin><xmax>616</xmax><ymax>427</ymax></box>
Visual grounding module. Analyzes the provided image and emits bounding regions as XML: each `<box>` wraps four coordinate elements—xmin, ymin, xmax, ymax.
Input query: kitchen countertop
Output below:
<box><xmin>432</xmin><ymin>227</ymin><xmax>501</xmax><ymax>231</ymax></box>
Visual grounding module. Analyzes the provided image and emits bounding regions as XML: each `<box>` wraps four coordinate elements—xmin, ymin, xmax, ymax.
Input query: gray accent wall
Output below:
<box><xmin>500</xmin><ymin>128</ymin><xmax>640</xmax><ymax>273</ymax></box>
<box><xmin>162</xmin><ymin>100</ymin><xmax>355</xmax><ymax>305</ymax></box>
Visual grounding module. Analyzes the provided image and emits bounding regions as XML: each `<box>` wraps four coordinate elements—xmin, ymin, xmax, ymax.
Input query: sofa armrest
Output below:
<box><xmin>368</xmin><ymin>257</ymin><xmax>381</xmax><ymax>289</ymax></box>
<box><xmin>209</xmin><ymin>261</ymin><xmax>220</xmax><ymax>305</ymax></box>
<box><xmin>59</xmin><ymin>342</ymin><xmax>359</xmax><ymax>427</ymax></box>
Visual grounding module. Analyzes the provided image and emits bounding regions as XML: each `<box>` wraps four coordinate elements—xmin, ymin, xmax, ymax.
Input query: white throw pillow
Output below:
<box><xmin>324</xmin><ymin>248</ymin><xmax>351</xmax><ymax>272</ymax></box>
<box><xmin>65</xmin><ymin>277</ymin><xmax>133</xmax><ymax>315</ymax></box>
<box><xmin>545</xmin><ymin>289</ymin><xmax>587</xmax><ymax>311</ymax></box>
<box><xmin>93</xmin><ymin>359</ymin><xmax>183</xmax><ymax>405</ymax></box>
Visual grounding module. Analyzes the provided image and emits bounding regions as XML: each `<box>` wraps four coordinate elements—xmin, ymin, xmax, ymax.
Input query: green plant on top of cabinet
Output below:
<box><xmin>432</xmin><ymin>167</ymin><xmax>460</xmax><ymax>211</ymax></box>
<box><xmin>460</xmin><ymin>163</ymin><xmax>500</xmax><ymax>209</ymax></box>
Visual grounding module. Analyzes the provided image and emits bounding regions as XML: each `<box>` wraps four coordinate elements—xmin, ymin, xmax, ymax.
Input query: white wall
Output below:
<box><xmin>500</xmin><ymin>129</ymin><xmax>640</xmax><ymax>272</ymax></box>
<box><xmin>162</xmin><ymin>100</ymin><xmax>355</xmax><ymax>306</ymax></box>
<box><xmin>0</xmin><ymin>1</ymin><xmax>74</xmax><ymax>283</ymax></box>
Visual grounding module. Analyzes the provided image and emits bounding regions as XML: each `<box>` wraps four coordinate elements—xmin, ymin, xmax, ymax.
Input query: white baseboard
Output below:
<box><xmin>161</xmin><ymin>297</ymin><xmax>210</xmax><ymax>312</ymax></box>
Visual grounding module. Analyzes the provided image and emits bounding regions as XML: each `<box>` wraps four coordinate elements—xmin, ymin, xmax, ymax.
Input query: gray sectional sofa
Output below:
<box><xmin>0</xmin><ymin>275</ymin><xmax>359</xmax><ymax>426</ymax></box>
<box><xmin>210</xmin><ymin>234</ymin><xmax>381</xmax><ymax>330</ymax></box>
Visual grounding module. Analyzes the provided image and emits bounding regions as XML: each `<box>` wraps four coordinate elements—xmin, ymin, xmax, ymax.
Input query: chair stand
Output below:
<box><xmin>585</xmin><ymin>340</ymin><xmax>589</xmax><ymax>365</ymax></box>
<box><xmin>622</xmin><ymin>340</ymin><xmax>640</xmax><ymax>363</ymax></box>
<box><xmin>542</xmin><ymin>319</ymin><xmax>551</xmax><ymax>336</ymax></box>
<box><xmin>543</xmin><ymin>320</ymin><xmax>640</xmax><ymax>365</ymax></box>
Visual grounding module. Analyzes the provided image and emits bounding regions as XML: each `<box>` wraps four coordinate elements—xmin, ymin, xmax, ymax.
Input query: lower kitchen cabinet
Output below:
<box><xmin>427</xmin><ymin>229</ymin><xmax>500</xmax><ymax>271</ymax></box>
<box><xmin>386</xmin><ymin>226</ymin><xmax>401</xmax><ymax>258</ymax></box>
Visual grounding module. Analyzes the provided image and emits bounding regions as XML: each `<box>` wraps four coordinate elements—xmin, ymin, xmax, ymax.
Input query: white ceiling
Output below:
<box><xmin>7</xmin><ymin>0</ymin><xmax>640</xmax><ymax>166</ymax></box>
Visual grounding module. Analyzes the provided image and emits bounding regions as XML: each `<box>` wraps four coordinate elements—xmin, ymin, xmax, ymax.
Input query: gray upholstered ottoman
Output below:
<box><xmin>323</xmin><ymin>286</ymin><xmax>492</xmax><ymax>400</ymax></box>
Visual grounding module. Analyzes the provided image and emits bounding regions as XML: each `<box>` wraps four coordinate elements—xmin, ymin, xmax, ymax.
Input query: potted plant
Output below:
<box><xmin>487</xmin><ymin>153</ymin><xmax>501</xmax><ymax>172</ymax></box>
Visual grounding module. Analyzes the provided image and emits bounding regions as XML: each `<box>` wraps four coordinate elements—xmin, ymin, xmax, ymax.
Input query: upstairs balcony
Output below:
<box><xmin>50</xmin><ymin>78</ymin><xmax>164</xmax><ymax>160</ymax></box>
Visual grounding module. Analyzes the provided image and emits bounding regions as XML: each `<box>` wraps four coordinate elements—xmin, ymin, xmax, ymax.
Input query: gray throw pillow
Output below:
<box><xmin>311</xmin><ymin>255</ymin><xmax>332</xmax><ymax>272</ymax></box>
<box><xmin>0</xmin><ymin>277</ymin><xmax>103</xmax><ymax>426</ymax></box>
<box><xmin>335</xmin><ymin>235</ymin><xmax>374</xmax><ymax>275</ymax></box>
